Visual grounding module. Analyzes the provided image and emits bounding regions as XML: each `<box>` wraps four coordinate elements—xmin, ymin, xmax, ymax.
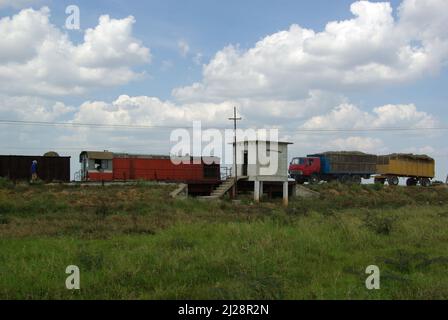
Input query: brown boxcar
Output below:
<box><xmin>0</xmin><ymin>155</ymin><xmax>71</xmax><ymax>182</ymax></box>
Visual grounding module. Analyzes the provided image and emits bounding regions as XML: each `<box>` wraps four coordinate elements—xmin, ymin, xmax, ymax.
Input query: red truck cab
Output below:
<box><xmin>289</xmin><ymin>157</ymin><xmax>321</xmax><ymax>184</ymax></box>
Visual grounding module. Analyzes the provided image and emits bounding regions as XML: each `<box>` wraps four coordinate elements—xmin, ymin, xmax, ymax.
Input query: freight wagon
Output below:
<box><xmin>375</xmin><ymin>154</ymin><xmax>435</xmax><ymax>187</ymax></box>
<box><xmin>79</xmin><ymin>151</ymin><xmax>221</xmax><ymax>184</ymax></box>
<box><xmin>0</xmin><ymin>153</ymin><xmax>71</xmax><ymax>182</ymax></box>
<box><xmin>289</xmin><ymin>151</ymin><xmax>377</xmax><ymax>184</ymax></box>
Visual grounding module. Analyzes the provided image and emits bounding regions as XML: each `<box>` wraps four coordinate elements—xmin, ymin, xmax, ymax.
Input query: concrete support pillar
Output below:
<box><xmin>283</xmin><ymin>181</ymin><xmax>289</xmax><ymax>207</ymax></box>
<box><xmin>254</xmin><ymin>180</ymin><xmax>260</xmax><ymax>202</ymax></box>
<box><xmin>259</xmin><ymin>181</ymin><xmax>263</xmax><ymax>199</ymax></box>
<box><xmin>291</xmin><ymin>183</ymin><xmax>297</xmax><ymax>198</ymax></box>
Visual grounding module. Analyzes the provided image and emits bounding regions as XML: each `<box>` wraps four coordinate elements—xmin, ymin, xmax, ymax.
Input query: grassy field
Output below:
<box><xmin>0</xmin><ymin>178</ymin><xmax>448</xmax><ymax>299</ymax></box>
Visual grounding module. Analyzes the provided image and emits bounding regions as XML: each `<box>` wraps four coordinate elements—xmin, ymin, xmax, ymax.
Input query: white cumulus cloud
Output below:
<box><xmin>173</xmin><ymin>0</ymin><xmax>448</xmax><ymax>102</ymax></box>
<box><xmin>0</xmin><ymin>95</ymin><xmax>74</xmax><ymax>121</ymax></box>
<box><xmin>0</xmin><ymin>8</ymin><xmax>151</xmax><ymax>96</ymax></box>
<box><xmin>302</xmin><ymin>103</ymin><xmax>438</xmax><ymax>130</ymax></box>
<box><xmin>325</xmin><ymin>136</ymin><xmax>384</xmax><ymax>153</ymax></box>
<box><xmin>73</xmin><ymin>95</ymin><xmax>234</xmax><ymax>128</ymax></box>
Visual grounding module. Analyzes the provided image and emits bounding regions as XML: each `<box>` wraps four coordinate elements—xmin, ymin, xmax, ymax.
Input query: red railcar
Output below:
<box><xmin>79</xmin><ymin>151</ymin><xmax>221</xmax><ymax>183</ymax></box>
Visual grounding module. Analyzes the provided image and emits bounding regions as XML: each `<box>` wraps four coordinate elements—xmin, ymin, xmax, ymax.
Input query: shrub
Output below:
<box><xmin>0</xmin><ymin>202</ymin><xmax>15</xmax><ymax>214</ymax></box>
<box><xmin>363</xmin><ymin>211</ymin><xmax>397</xmax><ymax>235</ymax></box>
<box><xmin>0</xmin><ymin>214</ymin><xmax>10</xmax><ymax>224</ymax></box>
<box><xmin>95</xmin><ymin>200</ymin><xmax>111</xmax><ymax>218</ymax></box>
<box><xmin>0</xmin><ymin>177</ymin><xmax>14</xmax><ymax>189</ymax></box>
<box><xmin>78</xmin><ymin>251</ymin><xmax>105</xmax><ymax>271</ymax></box>
<box><xmin>371</xmin><ymin>183</ymin><xmax>384</xmax><ymax>191</ymax></box>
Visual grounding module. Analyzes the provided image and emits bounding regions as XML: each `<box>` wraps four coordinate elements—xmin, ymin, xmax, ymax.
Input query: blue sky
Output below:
<box><xmin>0</xmin><ymin>0</ymin><xmax>447</xmax><ymax>179</ymax></box>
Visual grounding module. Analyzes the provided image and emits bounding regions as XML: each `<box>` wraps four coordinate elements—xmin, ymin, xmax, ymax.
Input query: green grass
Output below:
<box><xmin>0</xmin><ymin>183</ymin><xmax>448</xmax><ymax>299</ymax></box>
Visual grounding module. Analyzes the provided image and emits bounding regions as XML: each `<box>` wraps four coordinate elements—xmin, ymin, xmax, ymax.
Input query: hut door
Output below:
<box><xmin>243</xmin><ymin>151</ymin><xmax>248</xmax><ymax>176</ymax></box>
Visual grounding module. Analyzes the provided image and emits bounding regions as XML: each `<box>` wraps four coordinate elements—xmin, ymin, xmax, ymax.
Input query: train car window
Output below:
<box><xmin>101</xmin><ymin>160</ymin><xmax>111</xmax><ymax>170</ymax></box>
<box><xmin>94</xmin><ymin>159</ymin><xmax>102</xmax><ymax>171</ymax></box>
<box><xmin>91</xmin><ymin>159</ymin><xmax>112</xmax><ymax>171</ymax></box>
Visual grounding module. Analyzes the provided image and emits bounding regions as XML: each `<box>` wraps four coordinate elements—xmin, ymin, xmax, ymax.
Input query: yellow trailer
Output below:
<box><xmin>375</xmin><ymin>154</ymin><xmax>435</xmax><ymax>187</ymax></box>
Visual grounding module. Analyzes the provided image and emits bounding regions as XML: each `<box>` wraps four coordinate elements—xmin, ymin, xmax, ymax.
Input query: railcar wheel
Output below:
<box><xmin>387</xmin><ymin>176</ymin><xmax>399</xmax><ymax>186</ymax></box>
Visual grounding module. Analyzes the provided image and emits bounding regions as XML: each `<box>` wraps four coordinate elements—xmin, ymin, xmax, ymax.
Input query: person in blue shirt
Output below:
<box><xmin>31</xmin><ymin>160</ymin><xmax>38</xmax><ymax>182</ymax></box>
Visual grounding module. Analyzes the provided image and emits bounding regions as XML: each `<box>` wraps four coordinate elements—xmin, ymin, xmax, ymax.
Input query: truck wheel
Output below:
<box><xmin>387</xmin><ymin>176</ymin><xmax>399</xmax><ymax>186</ymax></box>
<box><xmin>352</xmin><ymin>175</ymin><xmax>362</xmax><ymax>185</ymax></box>
<box><xmin>420</xmin><ymin>178</ymin><xmax>431</xmax><ymax>187</ymax></box>
<box><xmin>406</xmin><ymin>178</ymin><xmax>417</xmax><ymax>186</ymax></box>
<box><xmin>309</xmin><ymin>174</ymin><xmax>319</xmax><ymax>185</ymax></box>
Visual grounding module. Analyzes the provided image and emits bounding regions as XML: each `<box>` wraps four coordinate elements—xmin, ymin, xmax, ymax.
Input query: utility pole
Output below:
<box><xmin>229</xmin><ymin>107</ymin><xmax>242</xmax><ymax>198</ymax></box>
